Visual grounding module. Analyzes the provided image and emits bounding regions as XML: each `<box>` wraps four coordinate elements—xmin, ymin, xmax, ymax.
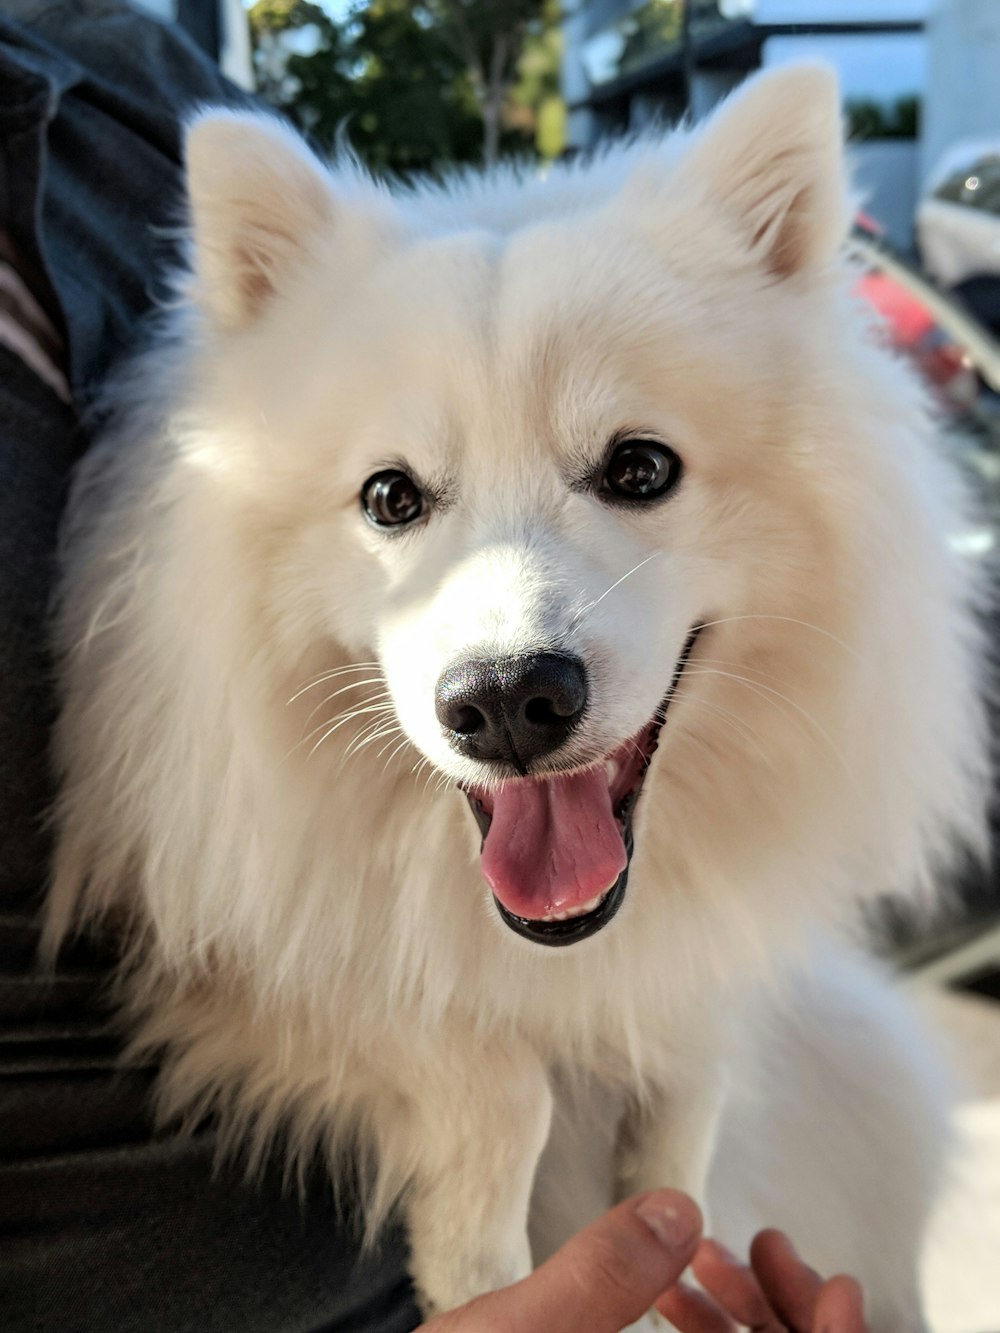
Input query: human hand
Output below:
<box><xmin>418</xmin><ymin>1192</ymin><xmax>868</xmax><ymax>1333</ymax></box>
<box><xmin>657</xmin><ymin>1229</ymin><xmax>867</xmax><ymax>1333</ymax></box>
<box><xmin>419</xmin><ymin>1189</ymin><xmax>702</xmax><ymax>1333</ymax></box>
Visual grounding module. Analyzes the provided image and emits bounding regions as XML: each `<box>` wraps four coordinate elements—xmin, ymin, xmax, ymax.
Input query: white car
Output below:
<box><xmin>918</xmin><ymin>143</ymin><xmax>1000</xmax><ymax>310</ymax></box>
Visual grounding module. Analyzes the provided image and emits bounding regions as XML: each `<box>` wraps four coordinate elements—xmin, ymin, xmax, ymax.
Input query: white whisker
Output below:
<box><xmin>344</xmin><ymin>719</ymin><xmax>400</xmax><ymax>759</ymax></box>
<box><xmin>351</xmin><ymin>722</ymin><xmax>401</xmax><ymax>754</ymax></box>
<box><xmin>693</xmin><ymin>614</ymin><xmax>859</xmax><ymax>661</ymax></box>
<box><xmin>670</xmin><ymin>688</ymin><xmax>780</xmax><ymax>777</ymax></box>
<box><xmin>380</xmin><ymin>736</ymin><xmax>413</xmax><ymax>770</ymax></box>
<box><xmin>683</xmin><ymin>665</ymin><xmax>859</xmax><ymax>791</ymax></box>
<box><xmin>303</xmin><ymin>681</ymin><xmax>390</xmax><ymax>728</ymax></box>
<box><xmin>286</xmin><ymin>661</ymin><xmax>381</xmax><ymax>704</ymax></box>
<box><xmin>302</xmin><ymin>703</ymin><xmax>396</xmax><ymax>759</ymax></box>
<box><xmin>300</xmin><ymin>700</ymin><xmax>394</xmax><ymax>746</ymax></box>
<box><xmin>570</xmin><ymin>551</ymin><xmax>661</xmax><ymax>630</ymax></box>
<box><xmin>687</xmin><ymin>655</ymin><xmax>797</xmax><ymax>688</ymax></box>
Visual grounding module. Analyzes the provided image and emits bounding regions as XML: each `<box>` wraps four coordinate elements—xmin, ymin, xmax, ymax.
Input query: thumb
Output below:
<box><xmin>431</xmin><ymin>1190</ymin><xmax>702</xmax><ymax>1333</ymax></box>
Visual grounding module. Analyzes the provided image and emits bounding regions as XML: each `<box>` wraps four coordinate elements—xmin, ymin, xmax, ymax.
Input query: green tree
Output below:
<box><xmin>508</xmin><ymin>9</ymin><xmax>565</xmax><ymax>159</ymax></box>
<box><xmin>427</xmin><ymin>0</ymin><xmax>555</xmax><ymax>164</ymax></box>
<box><xmin>249</xmin><ymin>0</ymin><xmax>484</xmax><ymax>173</ymax></box>
<box><xmin>844</xmin><ymin>95</ymin><xmax>920</xmax><ymax>141</ymax></box>
<box><xmin>249</xmin><ymin>0</ymin><xmax>351</xmax><ymax>116</ymax></box>
<box><xmin>345</xmin><ymin>0</ymin><xmax>484</xmax><ymax>172</ymax></box>
<box><xmin>248</xmin><ymin>0</ymin><xmax>564</xmax><ymax>173</ymax></box>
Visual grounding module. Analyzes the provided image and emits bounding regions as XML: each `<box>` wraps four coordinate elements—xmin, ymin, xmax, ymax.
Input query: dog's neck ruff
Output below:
<box><xmin>465</xmin><ymin>626</ymin><xmax>703</xmax><ymax>946</ymax></box>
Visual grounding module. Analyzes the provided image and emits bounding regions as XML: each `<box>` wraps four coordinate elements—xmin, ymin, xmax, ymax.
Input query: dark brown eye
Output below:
<box><xmin>601</xmin><ymin>440</ymin><xmax>681</xmax><ymax>502</ymax></box>
<box><xmin>361</xmin><ymin>470</ymin><xmax>425</xmax><ymax>527</ymax></box>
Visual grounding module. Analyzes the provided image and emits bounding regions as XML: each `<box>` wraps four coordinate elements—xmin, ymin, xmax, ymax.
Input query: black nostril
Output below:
<box><xmin>524</xmin><ymin>696</ymin><xmax>559</xmax><ymax>726</ymax></box>
<box><xmin>449</xmin><ymin>703</ymin><xmax>485</xmax><ymax>736</ymax></box>
<box><xmin>435</xmin><ymin>652</ymin><xmax>588</xmax><ymax>768</ymax></box>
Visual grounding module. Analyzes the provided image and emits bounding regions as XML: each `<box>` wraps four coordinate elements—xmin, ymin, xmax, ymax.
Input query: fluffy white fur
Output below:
<box><xmin>47</xmin><ymin>66</ymin><xmax>988</xmax><ymax>1328</ymax></box>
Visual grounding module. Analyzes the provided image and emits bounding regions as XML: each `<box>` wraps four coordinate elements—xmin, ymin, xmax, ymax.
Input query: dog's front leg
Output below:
<box><xmin>401</xmin><ymin>1040</ymin><xmax>553</xmax><ymax>1318</ymax></box>
<box><xmin>614</xmin><ymin>1063</ymin><xmax>726</xmax><ymax>1333</ymax></box>
<box><xmin>617</xmin><ymin>1057</ymin><xmax>726</xmax><ymax>1213</ymax></box>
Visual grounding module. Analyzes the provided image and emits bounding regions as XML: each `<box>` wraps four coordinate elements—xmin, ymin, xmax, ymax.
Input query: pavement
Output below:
<box><xmin>919</xmin><ymin>988</ymin><xmax>1000</xmax><ymax>1333</ymax></box>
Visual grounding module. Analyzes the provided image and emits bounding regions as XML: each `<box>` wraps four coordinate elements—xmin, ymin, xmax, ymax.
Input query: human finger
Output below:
<box><xmin>657</xmin><ymin>1279</ymin><xmax>739</xmax><ymax>1333</ymax></box>
<box><xmin>423</xmin><ymin>1189</ymin><xmax>702</xmax><ymax>1333</ymax></box>
<box><xmin>749</xmin><ymin>1230</ymin><xmax>823</xmax><ymax>1332</ymax></box>
<box><xmin>691</xmin><ymin>1239</ymin><xmax>785</xmax><ymax>1332</ymax></box>
<box><xmin>815</xmin><ymin>1274</ymin><xmax>869</xmax><ymax>1333</ymax></box>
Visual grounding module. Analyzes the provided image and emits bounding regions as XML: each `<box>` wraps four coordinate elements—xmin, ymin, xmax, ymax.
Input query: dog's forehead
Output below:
<box><xmin>390</xmin><ymin>215</ymin><xmax>676</xmax><ymax>359</ymax></box>
<box><xmin>305</xmin><ymin>206</ymin><xmax>778</xmax><ymax>500</ymax></box>
<box><xmin>348</xmin><ymin>223</ymin><xmax>684</xmax><ymax>463</ymax></box>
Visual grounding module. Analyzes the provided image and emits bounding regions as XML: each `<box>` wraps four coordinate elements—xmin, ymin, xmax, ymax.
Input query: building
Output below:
<box><xmin>564</xmin><ymin>2</ymin><xmax>926</xmax><ymax>139</ymax></box>
<box><xmin>562</xmin><ymin>1</ymin><xmax>927</xmax><ymax>247</ymax></box>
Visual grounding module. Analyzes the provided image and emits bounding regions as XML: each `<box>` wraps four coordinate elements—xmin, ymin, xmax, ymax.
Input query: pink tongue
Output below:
<box><xmin>480</xmin><ymin>768</ymin><xmax>628</xmax><ymax>920</ymax></box>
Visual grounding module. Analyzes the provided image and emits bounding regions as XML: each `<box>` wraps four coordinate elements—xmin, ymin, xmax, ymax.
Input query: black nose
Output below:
<box><xmin>435</xmin><ymin>652</ymin><xmax>588</xmax><ymax>770</ymax></box>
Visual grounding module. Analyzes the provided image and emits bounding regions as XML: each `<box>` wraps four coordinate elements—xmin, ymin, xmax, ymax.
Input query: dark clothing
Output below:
<box><xmin>0</xmin><ymin>3</ymin><xmax>419</xmax><ymax>1327</ymax></box>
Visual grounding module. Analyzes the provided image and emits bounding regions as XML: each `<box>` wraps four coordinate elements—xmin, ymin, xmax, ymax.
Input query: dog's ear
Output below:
<box><xmin>184</xmin><ymin>111</ymin><xmax>341</xmax><ymax>331</ymax></box>
<box><xmin>678</xmin><ymin>64</ymin><xmax>847</xmax><ymax>279</ymax></box>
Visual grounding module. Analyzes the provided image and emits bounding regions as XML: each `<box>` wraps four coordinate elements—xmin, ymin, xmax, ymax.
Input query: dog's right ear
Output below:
<box><xmin>185</xmin><ymin>111</ymin><xmax>342</xmax><ymax>331</ymax></box>
<box><xmin>667</xmin><ymin>64</ymin><xmax>848</xmax><ymax>280</ymax></box>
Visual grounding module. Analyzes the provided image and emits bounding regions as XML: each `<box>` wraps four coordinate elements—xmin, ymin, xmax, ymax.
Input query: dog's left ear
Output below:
<box><xmin>184</xmin><ymin>111</ymin><xmax>339</xmax><ymax>330</ymax></box>
<box><xmin>677</xmin><ymin>64</ymin><xmax>847</xmax><ymax>279</ymax></box>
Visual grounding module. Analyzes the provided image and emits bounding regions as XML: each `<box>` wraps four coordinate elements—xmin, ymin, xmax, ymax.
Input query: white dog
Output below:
<box><xmin>46</xmin><ymin>65</ymin><xmax>987</xmax><ymax>1329</ymax></box>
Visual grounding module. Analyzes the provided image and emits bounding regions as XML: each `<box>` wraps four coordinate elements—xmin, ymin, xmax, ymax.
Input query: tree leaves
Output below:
<box><xmin>248</xmin><ymin>0</ymin><xmax>563</xmax><ymax>175</ymax></box>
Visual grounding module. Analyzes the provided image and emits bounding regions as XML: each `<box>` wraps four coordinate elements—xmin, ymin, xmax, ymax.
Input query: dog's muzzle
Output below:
<box><xmin>458</xmin><ymin>627</ymin><xmax>703</xmax><ymax>946</ymax></box>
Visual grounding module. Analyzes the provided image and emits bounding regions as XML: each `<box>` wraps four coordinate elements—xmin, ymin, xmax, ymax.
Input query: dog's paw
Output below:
<box><xmin>409</xmin><ymin>1245</ymin><xmax>531</xmax><ymax>1321</ymax></box>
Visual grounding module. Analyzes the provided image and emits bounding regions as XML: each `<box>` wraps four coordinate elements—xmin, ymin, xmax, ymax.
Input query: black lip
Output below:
<box><xmin>465</xmin><ymin>624</ymin><xmax>704</xmax><ymax>947</ymax></box>
<box><xmin>493</xmin><ymin>825</ymin><xmax>633</xmax><ymax>946</ymax></box>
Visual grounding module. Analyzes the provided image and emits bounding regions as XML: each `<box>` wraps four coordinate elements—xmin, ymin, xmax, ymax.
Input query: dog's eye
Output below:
<box><xmin>601</xmin><ymin>440</ymin><xmax>681</xmax><ymax>502</ymax></box>
<box><xmin>362</xmin><ymin>470</ymin><xmax>425</xmax><ymax>527</ymax></box>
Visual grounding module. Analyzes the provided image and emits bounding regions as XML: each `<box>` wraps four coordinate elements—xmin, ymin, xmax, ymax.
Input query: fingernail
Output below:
<box><xmin>635</xmin><ymin>1193</ymin><xmax>700</xmax><ymax>1250</ymax></box>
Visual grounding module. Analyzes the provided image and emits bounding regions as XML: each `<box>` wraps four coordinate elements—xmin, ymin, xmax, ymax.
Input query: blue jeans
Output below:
<box><xmin>0</xmin><ymin>4</ymin><xmax>419</xmax><ymax>1328</ymax></box>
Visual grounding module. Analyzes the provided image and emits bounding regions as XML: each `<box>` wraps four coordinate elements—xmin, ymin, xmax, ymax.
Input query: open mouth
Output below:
<box><xmin>462</xmin><ymin>627</ymin><xmax>702</xmax><ymax>946</ymax></box>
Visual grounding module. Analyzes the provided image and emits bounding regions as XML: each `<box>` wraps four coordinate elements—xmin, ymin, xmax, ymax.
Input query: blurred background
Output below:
<box><xmin>143</xmin><ymin>1</ymin><xmax>1000</xmax><ymax>247</ymax></box>
<box><xmin>139</xmin><ymin>2</ymin><xmax>1000</xmax><ymax>1326</ymax></box>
